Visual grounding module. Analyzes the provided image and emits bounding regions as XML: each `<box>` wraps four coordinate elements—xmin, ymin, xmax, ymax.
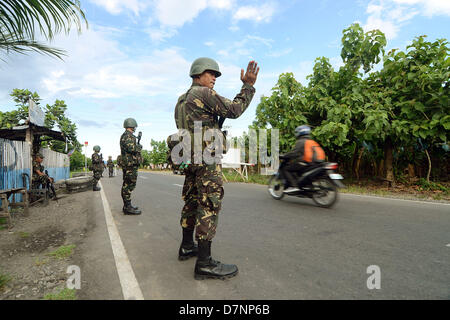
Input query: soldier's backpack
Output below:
<box><xmin>303</xmin><ymin>139</ymin><xmax>326</xmax><ymax>163</ymax></box>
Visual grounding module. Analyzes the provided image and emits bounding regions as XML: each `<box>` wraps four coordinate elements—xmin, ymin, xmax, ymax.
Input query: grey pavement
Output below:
<box><xmin>85</xmin><ymin>170</ymin><xmax>450</xmax><ymax>299</ymax></box>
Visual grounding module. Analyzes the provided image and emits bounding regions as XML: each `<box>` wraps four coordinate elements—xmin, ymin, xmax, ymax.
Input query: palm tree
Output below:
<box><xmin>0</xmin><ymin>0</ymin><xmax>88</xmax><ymax>60</ymax></box>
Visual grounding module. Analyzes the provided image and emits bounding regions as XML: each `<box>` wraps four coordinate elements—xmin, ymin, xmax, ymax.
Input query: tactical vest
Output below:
<box><xmin>168</xmin><ymin>87</ymin><xmax>227</xmax><ymax>166</ymax></box>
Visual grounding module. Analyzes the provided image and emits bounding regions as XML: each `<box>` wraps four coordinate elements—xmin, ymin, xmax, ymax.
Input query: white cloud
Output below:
<box><xmin>88</xmin><ymin>0</ymin><xmax>147</xmax><ymax>15</ymax></box>
<box><xmin>266</xmin><ymin>48</ymin><xmax>292</xmax><ymax>58</ymax></box>
<box><xmin>392</xmin><ymin>0</ymin><xmax>450</xmax><ymax>16</ymax></box>
<box><xmin>363</xmin><ymin>0</ymin><xmax>450</xmax><ymax>40</ymax></box>
<box><xmin>146</xmin><ymin>26</ymin><xmax>178</xmax><ymax>42</ymax></box>
<box><xmin>154</xmin><ymin>0</ymin><xmax>208</xmax><ymax>27</ymax></box>
<box><xmin>217</xmin><ymin>35</ymin><xmax>274</xmax><ymax>59</ymax></box>
<box><xmin>232</xmin><ymin>3</ymin><xmax>276</xmax><ymax>23</ymax></box>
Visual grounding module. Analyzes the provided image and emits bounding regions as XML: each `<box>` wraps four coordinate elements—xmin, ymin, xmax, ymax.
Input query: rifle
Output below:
<box><xmin>44</xmin><ymin>170</ymin><xmax>57</xmax><ymax>200</ymax></box>
<box><xmin>218</xmin><ymin>117</ymin><xmax>227</xmax><ymax>154</ymax></box>
<box><xmin>137</xmin><ymin>131</ymin><xmax>143</xmax><ymax>164</ymax></box>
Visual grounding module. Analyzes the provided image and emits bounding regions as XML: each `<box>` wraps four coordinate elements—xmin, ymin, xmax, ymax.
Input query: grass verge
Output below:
<box><xmin>43</xmin><ymin>288</ymin><xmax>76</xmax><ymax>300</ymax></box>
<box><xmin>47</xmin><ymin>244</ymin><xmax>76</xmax><ymax>260</ymax></box>
<box><xmin>0</xmin><ymin>217</ymin><xmax>7</xmax><ymax>231</ymax></box>
<box><xmin>0</xmin><ymin>271</ymin><xmax>11</xmax><ymax>291</ymax></box>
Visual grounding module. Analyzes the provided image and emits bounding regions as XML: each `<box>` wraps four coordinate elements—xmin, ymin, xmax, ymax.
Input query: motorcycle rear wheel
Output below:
<box><xmin>311</xmin><ymin>178</ymin><xmax>338</xmax><ymax>208</ymax></box>
<box><xmin>268</xmin><ymin>175</ymin><xmax>285</xmax><ymax>200</ymax></box>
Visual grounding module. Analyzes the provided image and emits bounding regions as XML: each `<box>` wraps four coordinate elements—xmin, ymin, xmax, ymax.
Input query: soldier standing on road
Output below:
<box><xmin>107</xmin><ymin>156</ymin><xmax>114</xmax><ymax>177</ymax></box>
<box><xmin>173</xmin><ymin>57</ymin><xmax>259</xmax><ymax>280</ymax></box>
<box><xmin>91</xmin><ymin>146</ymin><xmax>103</xmax><ymax>191</ymax></box>
<box><xmin>120</xmin><ymin>118</ymin><xmax>142</xmax><ymax>215</ymax></box>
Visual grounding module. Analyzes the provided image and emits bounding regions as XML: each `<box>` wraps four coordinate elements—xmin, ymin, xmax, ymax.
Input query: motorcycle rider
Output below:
<box><xmin>280</xmin><ymin>125</ymin><xmax>325</xmax><ymax>192</ymax></box>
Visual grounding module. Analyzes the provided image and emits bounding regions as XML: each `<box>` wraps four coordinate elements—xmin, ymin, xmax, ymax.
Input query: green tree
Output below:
<box><xmin>1</xmin><ymin>88</ymin><xmax>81</xmax><ymax>154</ymax></box>
<box><xmin>149</xmin><ymin>139</ymin><xmax>169</xmax><ymax>166</ymax></box>
<box><xmin>0</xmin><ymin>0</ymin><xmax>88</xmax><ymax>59</ymax></box>
<box><xmin>253</xmin><ymin>23</ymin><xmax>449</xmax><ymax>184</ymax></box>
<box><xmin>69</xmin><ymin>149</ymin><xmax>85</xmax><ymax>171</ymax></box>
<box><xmin>42</xmin><ymin>99</ymin><xmax>81</xmax><ymax>152</ymax></box>
<box><xmin>378</xmin><ymin>36</ymin><xmax>449</xmax><ymax>182</ymax></box>
<box><xmin>141</xmin><ymin>149</ymin><xmax>151</xmax><ymax>167</ymax></box>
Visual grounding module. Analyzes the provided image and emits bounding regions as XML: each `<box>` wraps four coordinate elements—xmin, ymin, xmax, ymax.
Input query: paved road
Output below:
<box><xmin>88</xmin><ymin>171</ymin><xmax>449</xmax><ymax>299</ymax></box>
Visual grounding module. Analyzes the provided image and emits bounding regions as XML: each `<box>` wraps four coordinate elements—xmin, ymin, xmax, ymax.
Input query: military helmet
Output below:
<box><xmin>190</xmin><ymin>57</ymin><xmax>221</xmax><ymax>78</ymax></box>
<box><xmin>123</xmin><ymin>118</ymin><xmax>138</xmax><ymax>128</ymax></box>
<box><xmin>295</xmin><ymin>125</ymin><xmax>311</xmax><ymax>138</ymax></box>
<box><xmin>35</xmin><ymin>152</ymin><xmax>44</xmax><ymax>159</ymax></box>
<box><xmin>93</xmin><ymin>145</ymin><xmax>101</xmax><ymax>152</ymax></box>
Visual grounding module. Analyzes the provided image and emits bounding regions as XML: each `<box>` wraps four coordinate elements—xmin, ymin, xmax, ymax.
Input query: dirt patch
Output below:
<box><xmin>0</xmin><ymin>189</ymin><xmax>96</xmax><ymax>300</ymax></box>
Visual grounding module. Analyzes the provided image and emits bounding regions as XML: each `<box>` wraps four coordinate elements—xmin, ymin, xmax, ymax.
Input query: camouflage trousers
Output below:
<box><xmin>32</xmin><ymin>174</ymin><xmax>50</xmax><ymax>189</ymax></box>
<box><xmin>181</xmin><ymin>164</ymin><xmax>224</xmax><ymax>241</ymax></box>
<box><xmin>121</xmin><ymin>166</ymin><xmax>138</xmax><ymax>202</ymax></box>
<box><xmin>108</xmin><ymin>167</ymin><xmax>113</xmax><ymax>176</ymax></box>
<box><xmin>93</xmin><ymin>169</ymin><xmax>102</xmax><ymax>184</ymax></box>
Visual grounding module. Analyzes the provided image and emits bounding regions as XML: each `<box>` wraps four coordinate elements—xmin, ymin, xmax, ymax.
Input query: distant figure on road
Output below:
<box><xmin>120</xmin><ymin>118</ymin><xmax>142</xmax><ymax>215</ymax></box>
<box><xmin>107</xmin><ymin>156</ymin><xmax>114</xmax><ymax>177</ymax></box>
<box><xmin>91</xmin><ymin>145</ymin><xmax>103</xmax><ymax>191</ymax></box>
<box><xmin>174</xmin><ymin>57</ymin><xmax>259</xmax><ymax>280</ymax></box>
<box><xmin>32</xmin><ymin>153</ymin><xmax>54</xmax><ymax>189</ymax></box>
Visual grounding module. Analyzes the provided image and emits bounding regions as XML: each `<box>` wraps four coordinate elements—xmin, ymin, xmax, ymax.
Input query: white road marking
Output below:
<box><xmin>98</xmin><ymin>181</ymin><xmax>144</xmax><ymax>300</ymax></box>
<box><xmin>139</xmin><ymin>176</ymin><xmax>148</xmax><ymax>179</ymax></box>
<box><xmin>446</xmin><ymin>244</ymin><xmax>450</xmax><ymax>247</ymax></box>
<box><xmin>173</xmin><ymin>184</ymin><xmax>183</xmax><ymax>187</ymax></box>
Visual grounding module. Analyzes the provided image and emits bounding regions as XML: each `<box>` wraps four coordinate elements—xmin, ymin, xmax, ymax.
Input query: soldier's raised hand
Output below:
<box><xmin>241</xmin><ymin>61</ymin><xmax>259</xmax><ymax>86</ymax></box>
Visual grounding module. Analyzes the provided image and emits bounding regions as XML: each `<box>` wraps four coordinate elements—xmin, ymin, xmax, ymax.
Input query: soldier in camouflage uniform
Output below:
<box><xmin>91</xmin><ymin>146</ymin><xmax>103</xmax><ymax>191</ymax></box>
<box><xmin>107</xmin><ymin>156</ymin><xmax>114</xmax><ymax>177</ymax></box>
<box><xmin>120</xmin><ymin>118</ymin><xmax>142</xmax><ymax>215</ymax></box>
<box><xmin>173</xmin><ymin>57</ymin><xmax>259</xmax><ymax>280</ymax></box>
<box><xmin>32</xmin><ymin>153</ymin><xmax>54</xmax><ymax>189</ymax></box>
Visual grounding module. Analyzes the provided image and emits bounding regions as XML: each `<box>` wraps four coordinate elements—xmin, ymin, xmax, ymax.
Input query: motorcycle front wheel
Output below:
<box><xmin>268</xmin><ymin>174</ymin><xmax>285</xmax><ymax>200</ymax></box>
<box><xmin>311</xmin><ymin>178</ymin><xmax>338</xmax><ymax>208</ymax></box>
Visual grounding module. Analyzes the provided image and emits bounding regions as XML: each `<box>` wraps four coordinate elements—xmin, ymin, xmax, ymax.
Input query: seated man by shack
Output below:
<box><xmin>32</xmin><ymin>153</ymin><xmax>54</xmax><ymax>189</ymax></box>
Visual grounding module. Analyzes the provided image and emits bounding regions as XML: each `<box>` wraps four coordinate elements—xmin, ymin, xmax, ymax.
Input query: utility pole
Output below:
<box><xmin>84</xmin><ymin>141</ymin><xmax>88</xmax><ymax>175</ymax></box>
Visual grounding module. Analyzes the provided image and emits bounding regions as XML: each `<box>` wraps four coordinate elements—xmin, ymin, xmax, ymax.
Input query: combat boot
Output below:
<box><xmin>93</xmin><ymin>182</ymin><xmax>101</xmax><ymax>191</ymax></box>
<box><xmin>194</xmin><ymin>240</ymin><xmax>238</xmax><ymax>280</ymax></box>
<box><xmin>123</xmin><ymin>201</ymin><xmax>141</xmax><ymax>215</ymax></box>
<box><xmin>178</xmin><ymin>228</ymin><xmax>198</xmax><ymax>261</ymax></box>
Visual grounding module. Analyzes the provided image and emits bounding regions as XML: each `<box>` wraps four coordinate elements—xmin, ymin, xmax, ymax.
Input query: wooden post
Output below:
<box><xmin>25</xmin><ymin>126</ymin><xmax>33</xmax><ymax>188</ymax></box>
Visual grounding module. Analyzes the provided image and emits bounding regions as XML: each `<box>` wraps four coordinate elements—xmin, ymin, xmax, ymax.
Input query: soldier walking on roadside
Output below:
<box><xmin>173</xmin><ymin>57</ymin><xmax>259</xmax><ymax>280</ymax></box>
<box><xmin>91</xmin><ymin>146</ymin><xmax>103</xmax><ymax>191</ymax></box>
<box><xmin>120</xmin><ymin>118</ymin><xmax>142</xmax><ymax>215</ymax></box>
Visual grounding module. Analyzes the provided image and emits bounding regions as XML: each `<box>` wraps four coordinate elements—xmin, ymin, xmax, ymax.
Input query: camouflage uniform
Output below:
<box><xmin>120</xmin><ymin>130</ymin><xmax>142</xmax><ymax>202</ymax></box>
<box><xmin>91</xmin><ymin>152</ymin><xmax>104</xmax><ymax>185</ymax></box>
<box><xmin>107</xmin><ymin>159</ymin><xmax>114</xmax><ymax>177</ymax></box>
<box><xmin>32</xmin><ymin>160</ymin><xmax>50</xmax><ymax>188</ymax></box>
<box><xmin>175</xmin><ymin>82</ymin><xmax>255</xmax><ymax>241</ymax></box>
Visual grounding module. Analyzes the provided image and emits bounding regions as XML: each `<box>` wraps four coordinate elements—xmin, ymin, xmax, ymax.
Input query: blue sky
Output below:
<box><xmin>0</xmin><ymin>0</ymin><xmax>449</xmax><ymax>158</ymax></box>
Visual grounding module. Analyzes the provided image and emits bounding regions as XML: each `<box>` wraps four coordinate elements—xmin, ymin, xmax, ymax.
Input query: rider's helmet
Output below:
<box><xmin>295</xmin><ymin>125</ymin><xmax>311</xmax><ymax>138</ymax></box>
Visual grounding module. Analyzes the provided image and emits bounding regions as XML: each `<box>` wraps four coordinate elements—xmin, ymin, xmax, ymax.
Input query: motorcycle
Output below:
<box><xmin>268</xmin><ymin>157</ymin><xmax>345</xmax><ymax>208</ymax></box>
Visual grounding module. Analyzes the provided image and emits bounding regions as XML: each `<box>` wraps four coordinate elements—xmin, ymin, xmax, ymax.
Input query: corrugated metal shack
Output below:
<box><xmin>0</xmin><ymin>100</ymin><xmax>68</xmax><ymax>205</ymax></box>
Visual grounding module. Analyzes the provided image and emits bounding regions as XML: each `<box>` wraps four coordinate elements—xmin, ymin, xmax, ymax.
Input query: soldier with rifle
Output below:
<box><xmin>120</xmin><ymin>118</ymin><xmax>142</xmax><ymax>215</ymax></box>
<box><xmin>32</xmin><ymin>153</ymin><xmax>56</xmax><ymax>199</ymax></box>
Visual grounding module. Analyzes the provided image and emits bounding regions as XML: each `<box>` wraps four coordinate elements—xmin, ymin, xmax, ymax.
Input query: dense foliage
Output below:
<box><xmin>253</xmin><ymin>23</ymin><xmax>449</xmax><ymax>183</ymax></box>
<box><xmin>0</xmin><ymin>88</ymin><xmax>82</xmax><ymax>169</ymax></box>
